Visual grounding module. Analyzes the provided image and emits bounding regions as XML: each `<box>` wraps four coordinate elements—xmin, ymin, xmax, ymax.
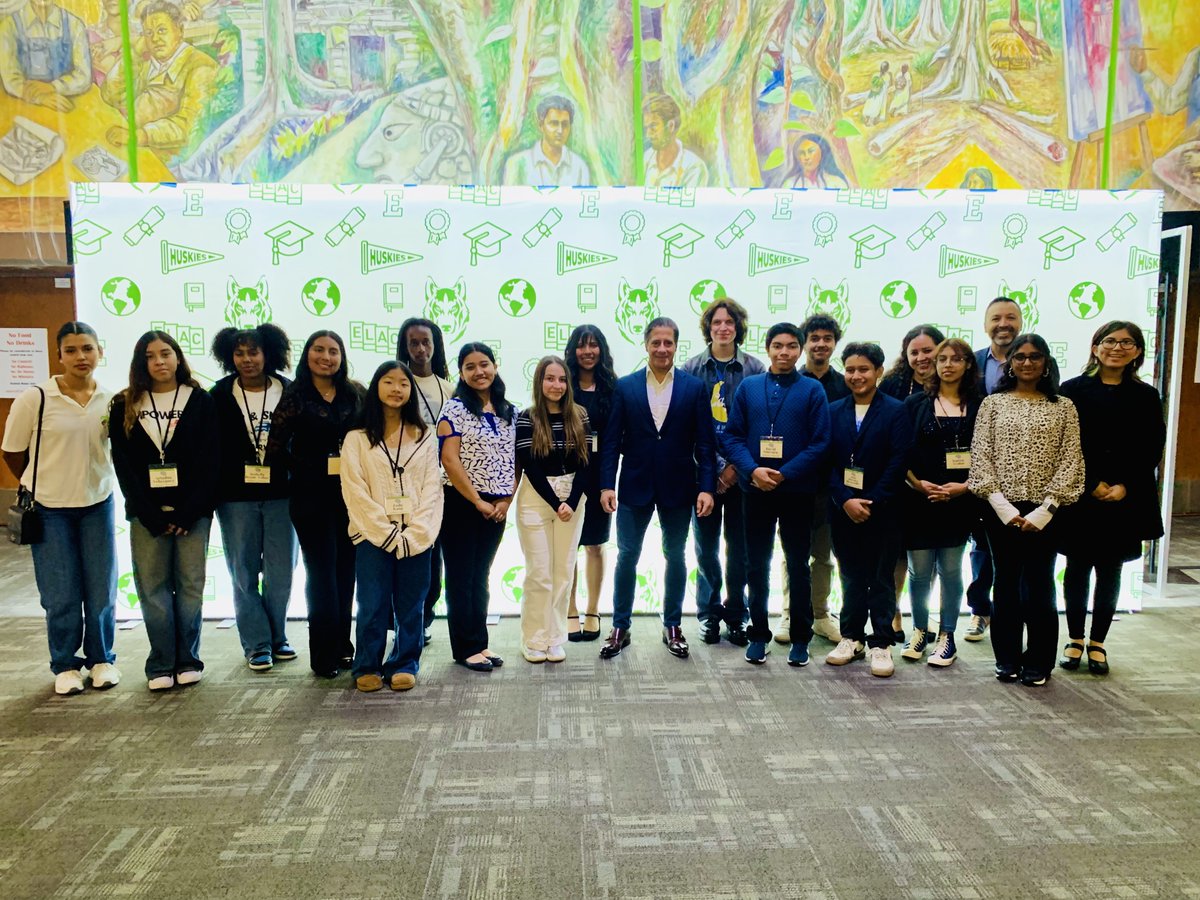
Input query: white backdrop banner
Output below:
<box><xmin>70</xmin><ymin>184</ymin><xmax>1164</xmax><ymax>620</ymax></box>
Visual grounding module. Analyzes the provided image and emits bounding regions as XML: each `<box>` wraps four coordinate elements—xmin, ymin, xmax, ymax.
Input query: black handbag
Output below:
<box><xmin>8</xmin><ymin>387</ymin><xmax>45</xmax><ymax>545</ymax></box>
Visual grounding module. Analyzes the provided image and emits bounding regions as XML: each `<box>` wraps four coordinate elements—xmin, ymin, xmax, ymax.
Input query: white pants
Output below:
<box><xmin>516</xmin><ymin>475</ymin><xmax>587</xmax><ymax>650</ymax></box>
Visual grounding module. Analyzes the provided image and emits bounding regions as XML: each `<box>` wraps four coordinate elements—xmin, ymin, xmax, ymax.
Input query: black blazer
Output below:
<box><xmin>599</xmin><ymin>367</ymin><xmax>717</xmax><ymax>508</ymax></box>
<box><xmin>210</xmin><ymin>374</ymin><xmax>292</xmax><ymax>504</ymax></box>
<box><xmin>828</xmin><ymin>391</ymin><xmax>913</xmax><ymax>520</ymax></box>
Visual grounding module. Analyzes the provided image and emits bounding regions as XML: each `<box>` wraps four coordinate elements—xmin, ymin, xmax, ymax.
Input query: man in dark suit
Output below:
<box><xmin>825</xmin><ymin>342</ymin><xmax>913</xmax><ymax>678</ymax></box>
<box><xmin>966</xmin><ymin>296</ymin><xmax>1023</xmax><ymax>642</ymax></box>
<box><xmin>599</xmin><ymin>317</ymin><xmax>717</xmax><ymax>659</ymax></box>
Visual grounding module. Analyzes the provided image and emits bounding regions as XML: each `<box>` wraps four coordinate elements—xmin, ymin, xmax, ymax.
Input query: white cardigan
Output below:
<box><xmin>340</xmin><ymin>426</ymin><xmax>443</xmax><ymax>559</ymax></box>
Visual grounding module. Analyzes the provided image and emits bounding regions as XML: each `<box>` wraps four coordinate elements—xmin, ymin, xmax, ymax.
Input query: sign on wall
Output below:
<box><xmin>71</xmin><ymin>184</ymin><xmax>1164</xmax><ymax>620</ymax></box>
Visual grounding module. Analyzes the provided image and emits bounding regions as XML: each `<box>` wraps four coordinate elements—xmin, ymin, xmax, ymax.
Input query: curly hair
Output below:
<box><xmin>699</xmin><ymin>297</ymin><xmax>749</xmax><ymax>346</ymax></box>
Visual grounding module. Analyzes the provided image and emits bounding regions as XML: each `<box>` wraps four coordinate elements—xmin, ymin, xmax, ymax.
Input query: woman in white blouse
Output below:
<box><xmin>968</xmin><ymin>333</ymin><xmax>1084</xmax><ymax>687</ymax></box>
<box><xmin>2</xmin><ymin>323</ymin><xmax>119</xmax><ymax>696</ymax></box>
<box><xmin>341</xmin><ymin>361</ymin><xmax>443</xmax><ymax>693</ymax></box>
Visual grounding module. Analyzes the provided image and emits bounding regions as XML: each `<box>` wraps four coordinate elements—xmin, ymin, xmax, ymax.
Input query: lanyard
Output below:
<box><xmin>413</xmin><ymin>377</ymin><xmax>445</xmax><ymax>425</ymax></box>
<box><xmin>379</xmin><ymin>427</ymin><xmax>424</xmax><ymax>487</ymax></box>
<box><xmin>763</xmin><ymin>373</ymin><xmax>794</xmax><ymax>437</ymax></box>
<box><xmin>148</xmin><ymin>385</ymin><xmax>181</xmax><ymax>463</ymax></box>
<box><xmin>933</xmin><ymin>396</ymin><xmax>967</xmax><ymax>450</ymax></box>
<box><xmin>238</xmin><ymin>378</ymin><xmax>271</xmax><ymax>462</ymax></box>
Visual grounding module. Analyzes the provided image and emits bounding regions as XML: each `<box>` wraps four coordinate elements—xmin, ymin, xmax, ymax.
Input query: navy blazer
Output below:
<box><xmin>975</xmin><ymin>346</ymin><xmax>1002</xmax><ymax>395</ymax></box>
<box><xmin>828</xmin><ymin>391</ymin><xmax>914</xmax><ymax>519</ymax></box>
<box><xmin>599</xmin><ymin>367</ymin><xmax>717</xmax><ymax>507</ymax></box>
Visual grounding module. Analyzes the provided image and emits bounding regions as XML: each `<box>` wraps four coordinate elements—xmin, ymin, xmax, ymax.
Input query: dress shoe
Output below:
<box><xmin>994</xmin><ymin>664</ymin><xmax>1019</xmax><ymax>683</ymax></box>
<box><xmin>1087</xmin><ymin>644</ymin><xmax>1109</xmax><ymax>675</ymax></box>
<box><xmin>699</xmin><ymin>619</ymin><xmax>721</xmax><ymax>644</ymax></box>
<box><xmin>567</xmin><ymin>615</ymin><xmax>583</xmax><ymax>642</ymax></box>
<box><xmin>663</xmin><ymin>626</ymin><xmax>689</xmax><ymax>658</ymax></box>
<box><xmin>581</xmin><ymin>613</ymin><xmax>602</xmax><ymax>641</ymax></box>
<box><xmin>724</xmin><ymin>624</ymin><xmax>749</xmax><ymax>647</ymax></box>
<box><xmin>599</xmin><ymin>628</ymin><xmax>630</xmax><ymax>659</ymax></box>
<box><xmin>455</xmin><ymin>658</ymin><xmax>494</xmax><ymax>672</ymax></box>
<box><xmin>483</xmin><ymin>653</ymin><xmax>504</xmax><ymax>668</ymax></box>
<box><xmin>1020</xmin><ymin>669</ymin><xmax>1049</xmax><ymax>687</ymax></box>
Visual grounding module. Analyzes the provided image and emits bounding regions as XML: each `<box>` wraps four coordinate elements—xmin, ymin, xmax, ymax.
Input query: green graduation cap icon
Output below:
<box><xmin>848</xmin><ymin>224</ymin><xmax>895</xmax><ymax>268</ymax></box>
<box><xmin>72</xmin><ymin>219</ymin><xmax>111</xmax><ymax>256</ymax></box>
<box><xmin>265</xmin><ymin>220</ymin><xmax>313</xmax><ymax>266</ymax></box>
<box><xmin>463</xmin><ymin>221</ymin><xmax>511</xmax><ymax>266</ymax></box>
<box><xmin>1038</xmin><ymin>225</ymin><xmax>1085</xmax><ymax>270</ymax></box>
<box><xmin>657</xmin><ymin>223</ymin><xmax>704</xmax><ymax>268</ymax></box>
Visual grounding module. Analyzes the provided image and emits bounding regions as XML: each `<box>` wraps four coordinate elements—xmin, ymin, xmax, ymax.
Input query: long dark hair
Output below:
<box><xmin>210</xmin><ymin>323</ymin><xmax>291</xmax><ymax>376</ymax></box>
<box><xmin>453</xmin><ymin>342</ymin><xmax>515</xmax><ymax>420</ymax></box>
<box><xmin>782</xmin><ymin>132</ymin><xmax>847</xmax><ymax>188</ymax></box>
<box><xmin>120</xmin><ymin>330</ymin><xmax>200</xmax><ymax>435</ymax></box>
<box><xmin>925</xmin><ymin>338</ymin><xmax>982</xmax><ymax>406</ymax></box>
<box><xmin>994</xmin><ymin>332</ymin><xmax>1062</xmax><ymax>401</ymax></box>
<box><xmin>361</xmin><ymin>360</ymin><xmax>427</xmax><ymax>447</ymax></box>
<box><xmin>294</xmin><ymin>329</ymin><xmax>351</xmax><ymax>394</ymax></box>
<box><xmin>564</xmin><ymin>324</ymin><xmax>617</xmax><ymax>416</ymax></box>
<box><xmin>1082</xmin><ymin>320</ymin><xmax>1146</xmax><ymax>380</ymax></box>
<box><xmin>396</xmin><ymin>317</ymin><xmax>449</xmax><ymax>380</ymax></box>
<box><xmin>884</xmin><ymin>324</ymin><xmax>946</xmax><ymax>385</ymax></box>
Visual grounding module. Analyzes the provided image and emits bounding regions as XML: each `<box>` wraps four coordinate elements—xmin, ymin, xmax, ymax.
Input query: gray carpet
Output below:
<box><xmin>1</xmin><ymin>611</ymin><xmax>1199</xmax><ymax>899</ymax></box>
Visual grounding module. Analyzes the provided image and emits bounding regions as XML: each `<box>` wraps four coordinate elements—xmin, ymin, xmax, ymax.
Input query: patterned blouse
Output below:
<box><xmin>438</xmin><ymin>397</ymin><xmax>517</xmax><ymax>497</ymax></box>
<box><xmin>967</xmin><ymin>392</ymin><xmax>1085</xmax><ymax>507</ymax></box>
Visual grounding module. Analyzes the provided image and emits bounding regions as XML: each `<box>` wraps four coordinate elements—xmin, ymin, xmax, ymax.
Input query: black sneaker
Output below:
<box><xmin>724</xmin><ymin>625</ymin><xmax>750</xmax><ymax>647</ymax></box>
<box><xmin>994</xmin><ymin>664</ymin><xmax>1019</xmax><ymax>683</ymax></box>
<box><xmin>700</xmin><ymin>620</ymin><xmax>721</xmax><ymax>644</ymax></box>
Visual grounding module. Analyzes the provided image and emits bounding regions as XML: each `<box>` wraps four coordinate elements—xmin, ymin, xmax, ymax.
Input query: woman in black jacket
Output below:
<box><xmin>210</xmin><ymin>323</ymin><xmax>297</xmax><ymax>673</ymax></box>
<box><xmin>266</xmin><ymin>330</ymin><xmax>365</xmax><ymax>679</ymax></box>
<box><xmin>1059</xmin><ymin>321</ymin><xmax>1164</xmax><ymax>675</ymax></box>
<box><xmin>110</xmin><ymin>331</ymin><xmax>219</xmax><ymax>691</ymax></box>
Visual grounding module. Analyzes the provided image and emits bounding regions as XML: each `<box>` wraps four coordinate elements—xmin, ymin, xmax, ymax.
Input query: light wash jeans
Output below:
<box><xmin>31</xmin><ymin>496</ymin><xmax>117</xmax><ymax>674</ymax></box>
<box><xmin>216</xmin><ymin>499</ymin><xmax>297</xmax><ymax>658</ymax></box>
<box><xmin>907</xmin><ymin>544</ymin><xmax>967</xmax><ymax>635</ymax></box>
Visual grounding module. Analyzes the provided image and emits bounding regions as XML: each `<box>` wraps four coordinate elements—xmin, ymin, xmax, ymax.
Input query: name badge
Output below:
<box><xmin>760</xmin><ymin>438</ymin><xmax>783</xmax><ymax>459</ymax></box>
<box><xmin>327</xmin><ymin>454</ymin><xmax>341</xmax><ymax>476</ymax></box>
<box><xmin>589</xmin><ymin>433</ymin><xmax>598</xmax><ymax>452</ymax></box>
<box><xmin>843</xmin><ymin>467</ymin><xmax>864</xmax><ymax>489</ymax></box>
<box><xmin>386</xmin><ymin>495</ymin><xmax>414</xmax><ymax>518</ymax></box>
<box><xmin>149</xmin><ymin>463</ymin><xmax>179</xmax><ymax>488</ymax></box>
<box><xmin>945</xmin><ymin>450</ymin><xmax>972</xmax><ymax>470</ymax></box>
<box><xmin>244</xmin><ymin>464</ymin><xmax>271</xmax><ymax>484</ymax></box>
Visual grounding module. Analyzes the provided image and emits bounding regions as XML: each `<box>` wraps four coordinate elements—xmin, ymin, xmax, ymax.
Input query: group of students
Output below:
<box><xmin>1</xmin><ymin>292</ymin><xmax>1163</xmax><ymax>696</ymax></box>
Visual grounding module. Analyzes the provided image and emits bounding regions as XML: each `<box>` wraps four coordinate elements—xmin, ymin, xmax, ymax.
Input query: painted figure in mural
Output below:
<box><xmin>782</xmin><ymin>133</ymin><xmax>849</xmax><ymax>189</ymax></box>
<box><xmin>890</xmin><ymin>64</ymin><xmax>911</xmax><ymax>117</ymax></box>
<box><xmin>959</xmin><ymin>167</ymin><xmax>996</xmax><ymax>189</ymax></box>
<box><xmin>1132</xmin><ymin>45</ymin><xmax>1200</xmax><ymax>205</ymax></box>
<box><xmin>642</xmin><ymin>93</ymin><xmax>708</xmax><ymax>188</ymax></box>
<box><xmin>355</xmin><ymin>79</ymin><xmax>474</xmax><ymax>185</ymax></box>
<box><xmin>503</xmin><ymin>95</ymin><xmax>591</xmax><ymax>186</ymax></box>
<box><xmin>100</xmin><ymin>1</ymin><xmax>216</xmax><ymax>163</ymax></box>
<box><xmin>862</xmin><ymin>61</ymin><xmax>892</xmax><ymax>126</ymax></box>
<box><xmin>87</xmin><ymin>0</ymin><xmax>129</xmax><ymax>86</ymax></box>
<box><xmin>0</xmin><ymin>0</ymin><xmax>92</xmax><ymax>112</ymax></box>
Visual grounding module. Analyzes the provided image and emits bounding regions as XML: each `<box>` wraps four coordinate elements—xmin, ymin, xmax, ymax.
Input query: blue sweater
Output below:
<box><xmin>721</xmin><ymin>371</ymin><xmax>830</xmax><ymax>493</ymax></box>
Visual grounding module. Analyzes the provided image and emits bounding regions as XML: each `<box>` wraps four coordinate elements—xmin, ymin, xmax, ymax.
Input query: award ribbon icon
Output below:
<box><xmin>425</xmin><ymin>209</ymin><xmax>450</xmax><ymax>245</ymax></box>
<box><xmin>1002</xmin><ymin>214</ymin><xmax>1028</xmax><ymax>249</ymax></box>
<box><xmin>620</xmin><ymin>210</ymin><xmax>645</xmax><ymax>246</ymax></box>
<box><xmin>811</xmin><ymin>212</ymin><xmax>837</xmax><ymax>247</ymax></box>
<box><xmin>225</xmin><ymin>208</ymin><xmax>252</xmax><ymax>244</ymax></box>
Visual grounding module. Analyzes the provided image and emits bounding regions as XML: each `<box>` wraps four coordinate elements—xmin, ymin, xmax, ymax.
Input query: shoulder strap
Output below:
<box><xmin>28</xmin><ymin>387</ymin><xmax>45</xmax><ymax>503</ymax></box>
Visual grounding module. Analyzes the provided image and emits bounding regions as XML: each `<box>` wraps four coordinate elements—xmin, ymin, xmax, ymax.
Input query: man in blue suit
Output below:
<box><xmin>599</xmin><ymin>317</ymin><xmax>717</xmax><ymax>659</ymax></box>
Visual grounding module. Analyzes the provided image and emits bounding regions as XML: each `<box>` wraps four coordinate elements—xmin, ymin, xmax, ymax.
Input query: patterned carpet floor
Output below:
<box><xmin>1</xmin><ymin>611</ymin><xmax>1199</xmax><ymax>899</ymax></box>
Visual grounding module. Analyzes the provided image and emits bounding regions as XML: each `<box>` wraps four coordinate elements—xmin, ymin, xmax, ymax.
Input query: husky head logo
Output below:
<box><xmin>998</xmin><ymin>278</ymin><xmax>1038</xmax><ymax>330</ymax></box>
<box><xmin>615</xmin><ymin>277</ymin><xmax>660</xmax><ymax>345</ymax></box>
<box><xmin>225</xmin><ymin>277</ymin><xmax>271</xmax><ymax>328</ymax></box>
<box><xmin>423</xmin><ymin>277</ymin><xmax>469</xmax><ymax>343</ymax></box>
<box><xmin>806</xmin><ymin>279</ymin><xmax>851</xmax><ymax>331</ymax></box>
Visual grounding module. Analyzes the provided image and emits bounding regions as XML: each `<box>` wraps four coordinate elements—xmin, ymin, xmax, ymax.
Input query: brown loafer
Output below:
<box><xmin>356</xmin><ymin>673</ymin><xmax>383</xmax><ymax>692</ymax></box>
<box><xmin>599</xmin><ymin>628</ymin><xmax>630</xmax><ymax>659</ymax></box>
<box><xmin>663</xmin><ymin>626</ymin><xmax>689</xmax><ymax>659</ymax></box>
<box><xmin>390</xmin><ymin>672</ymin><xmax>416</xmax><ymax>691</ymax></box>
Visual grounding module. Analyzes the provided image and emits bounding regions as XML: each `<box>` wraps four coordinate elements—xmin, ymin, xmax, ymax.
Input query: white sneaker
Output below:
<box><xmin>870</xmin><ymin>646</ymin><xmax>895</xmax><ymax>678</ymax></box>
<box><xmin>825</xmin><ymin>638</ymin><xmax>866</xmax><ymax>666</ymax></box>
<box><xmin>773</xmin><ymin>614</ymin><xmax>791</xmax><ymax>644</ymax></box>
<box><xmin>148</xmin><ymin>675</ymin><xmax>174</xmax><ymax>691</ymax></box>
<box><xmin>176</xmin><ymin>670</ymin><xmax>202</xmax><ymax>686</ymax></box>
<box><xmin>54</xmin><ymin>669</ymin><xmax>85</xmax><ymax>695</ymax></box>
<box><xmin>901</xmin><ymin>628</ymin><xmax>929</xmax><ymax>660</ymax></box>
<box><xmin>812</xmin><ymin>616</ymin><xmax>842</xmax><ymax>643</ymax></box>
<box><xmin>89</xmin><ymin>663</ymin><xmax>121</xmax><ymax>689</ymax></box>
<box><xmin>522</xmin><ymin>646</ymin><xmax>547</xmax><ymax>663</ymax></box>
<box><xmin>545</xmin><ymin>644</ymin><xmax>566</xmax><ymax>663</ymax></box>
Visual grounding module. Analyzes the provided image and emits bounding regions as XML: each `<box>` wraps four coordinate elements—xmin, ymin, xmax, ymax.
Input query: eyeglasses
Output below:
<box><xmin>936</xmin><ymin>355</ymin><xmax>965</xmax><ymax>364</ymax></box>
<box><xmin>1099</xmin><ymin>338</ymin><xmax>1137</xmax><ymax>349</ymax></box>
<box><xmin>1011</xmin><ymin>353</ymin><xmax>1045</xmax><ymax>364</ymax></box>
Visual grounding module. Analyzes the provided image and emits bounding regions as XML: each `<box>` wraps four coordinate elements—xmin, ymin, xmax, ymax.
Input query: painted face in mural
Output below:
<box><xmin>144</xmin><ymin>11</ymin><xmax>184</xmax><ymax>63</ymax></box>
<box><xmin>1182</xmin><ymin>146</ymin><xmax>1200</xmax><ymax>181</ymax></box>
<box><xmin>796</xmin><ymin>140</ymin><xmax>823</xmax><ymax>178</ymax></box>
<box><xmin>356</xmin><ymin>97</ymin><xmax>425</xmax><ymax>183</ymax></box>
<box><xmin>643</xmin><ymin>113</ymin><xmax>676</xmax><ymax>152</ymax></box>
<box><xmin>966</xmin><ymin>172</ymin><xmax>988</xmax><ymax>189</ymax></box>
<box><xmin>539</xmin><ymin>108</ymin><xmax>572</xmax><ymax>153</ymax></box>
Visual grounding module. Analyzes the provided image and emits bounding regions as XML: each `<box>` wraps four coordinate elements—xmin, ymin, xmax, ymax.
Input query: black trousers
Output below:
<box><xmin>966</xmin><ymin>523</ymin><xmax>995</xmax><ymax>617</ymax></box>
<box><xmin>441</xmin><ymin>487</ymin><xmax>505</xmax><ymax>660</ymax></box>
<box><xmin>984</xmin><ymin>502</ymin><xmax>1059</xmax><ymax>676</ymax></box>
<box><xmin>290</xmin><ymin>495</ymin><xmax>356</xmax><ymax>674</ymax></box>
<box><xmin>1063</xmin><ymin>556</ymin><xmax>1124</xmax><ymax>643</ymax></box>
<box><xmin>744</xmin><ymin>489</ymin><xmax>814</xmax><ymax>645</ymax></box>
<box><xmin>831</xmin><ymin>513</ymin><xmax>900</xmax><ymax>649</ymax></box>
<box><xmin>422</xmin><ymin>536</ymin><xmax>443</xmax><ymax>629</ymax></box>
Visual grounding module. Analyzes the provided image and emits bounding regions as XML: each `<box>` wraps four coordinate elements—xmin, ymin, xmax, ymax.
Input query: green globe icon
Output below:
<box><xmin>880</xmin><ymin>280</ymin><xmax>917</xmax><ymax>319</ymax></box>
<box><xmin>100</xmin><ymin>277</ymin><xmax>140</xmax><ymax>317</ymax></box>
<box><xmin>117</xmin><ymin>572</ymin><xmax>140</xmax><ymax>609</ymax></box>
<box><xmin>501</xmin><ymin>565</ymin><xmax>524</xmax><ymax>604</ymax></box>
<box><xmin>499</xmin><ymin>278</ymin><xmax>536</xmax><ymax>317</ymax></box>
<box><xmin>1067</xmin><ymin>282</ymin><xmax>1105</xmax><ymax>320</ymax></box>
<box><xmin>301</xmin><ymin>277</ymin><xmax>341</xmax><ymax>317</ymax></box>
<box><xmin>689</xmin><ymin>279</ymin><xmax>726</xmax><ymax>316</ymax></box>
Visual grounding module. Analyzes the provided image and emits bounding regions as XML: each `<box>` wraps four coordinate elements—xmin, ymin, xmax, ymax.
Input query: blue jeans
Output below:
<box><xmin>612</xmin><ymin>501</ymin><xmax>691</xmax><ymax>630</ymax></box>
<box><xmin>217</xmin><ymin>499</ymin><xmax>298</xmax><ymax>658</ymax></box>
<box><xmin>352</xmin><ymin>543</ymin><xmax>431</xmax><ymax>678</ymax></box>
<box><xmin>907</xmin><ymin>544</ymin><xmax>966</xmax><ymax>634</ymax></box>
<box><xmin>31</xmin><ymin>497</ymin><xmax>117</xmax><ymax>674</ymax></box>
<box><xmin>130</xmin><ymin>516</ymin><xmax>212</xmax><ymax>678</ymax></box>
<box><xmin>691</xmin><ymin>484</ymin><xmax>748</xmax><ymax>626</ymax></box>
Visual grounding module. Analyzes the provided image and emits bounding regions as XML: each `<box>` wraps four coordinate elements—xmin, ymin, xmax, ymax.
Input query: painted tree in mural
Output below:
<box><xmin>793</xmin><ymin>0</ymin><xmax>846</xmax><ymax>127</ymax></box>
<box><xmin>917</xmin><ymin>0</ymin><xmax>1015</xmax><ymax>102</ymax></box>
<box><xmin>1008</xmin><ymin>0</ymin><xmax>1052</xmax><ymax>60</ymax></box>
<box><xmin>902</xmin><ymin>0</ymin><xmax>950</xmax><ymax>46</ymax></box>
<box><xmin>843</xmin><ymin>0</ymin><xmax>909</xmax><ymax>54</ymax></box>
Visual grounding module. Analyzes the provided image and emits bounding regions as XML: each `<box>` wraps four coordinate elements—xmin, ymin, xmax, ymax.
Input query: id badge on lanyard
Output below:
<box><xmin>386</xmin><ymin>493</ymin><xmax>413</xmax><ymax>518</ymax></box>
<box><xmin>843</xmin><ymin>467</ymin><xmax>864</xmax><ymax>489</ymax></box>
<box><xmin>760</xmin><ymin>437</ymin><xmax>783</xmax><ymax>459</ymax></box>
<box><xmin>945</xmin><ymin>450</ymin><xmax>971</xmax><ymax>470</ymax></box>
<box><xmin>245</xmin><ymin>464</ymin><xmax>271</xmax><ymax>484</ymax></box>
<box><xmin>149</xmin><ymin>463</ymin><xmax>179</xmax><ymax>488</ymax></box>
<box><xmin>327</xmin><ymin>454</ymin><xmax>341</xmax><ymax>476</ymax></box>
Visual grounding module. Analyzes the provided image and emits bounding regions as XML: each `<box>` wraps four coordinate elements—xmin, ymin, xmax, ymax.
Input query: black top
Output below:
<box><xmin>803</xmin><ymin>366</ymin><xmax>851</xmax><ymax>403</ymax></box>
<box><xmin>265</xmin><ymin>380</ymin><xmax>365</xmax><ymax>501</ymax></box>
<box><xmin>515</xmin><ymin>410</ymin><xmax>590</xmax><ymax>511</ymax></box>
<box><xmin>210</xmin><ymin>374</ymin><xmax>292</xmax><ymax>503</ymax></box>
<box><xmin>880</xmin><ymin>371</ymin><xmax>920</xmax><ymax>400</ymax></box>
<box><xmin>902</xmin><ymin>392</ymin><xmax>982</xmax><ymax>549</ymax></box>
<box><xmin>109</xmin><ymin>388</ymin><xmax>219</xmax><ymax>535</ymax></box>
